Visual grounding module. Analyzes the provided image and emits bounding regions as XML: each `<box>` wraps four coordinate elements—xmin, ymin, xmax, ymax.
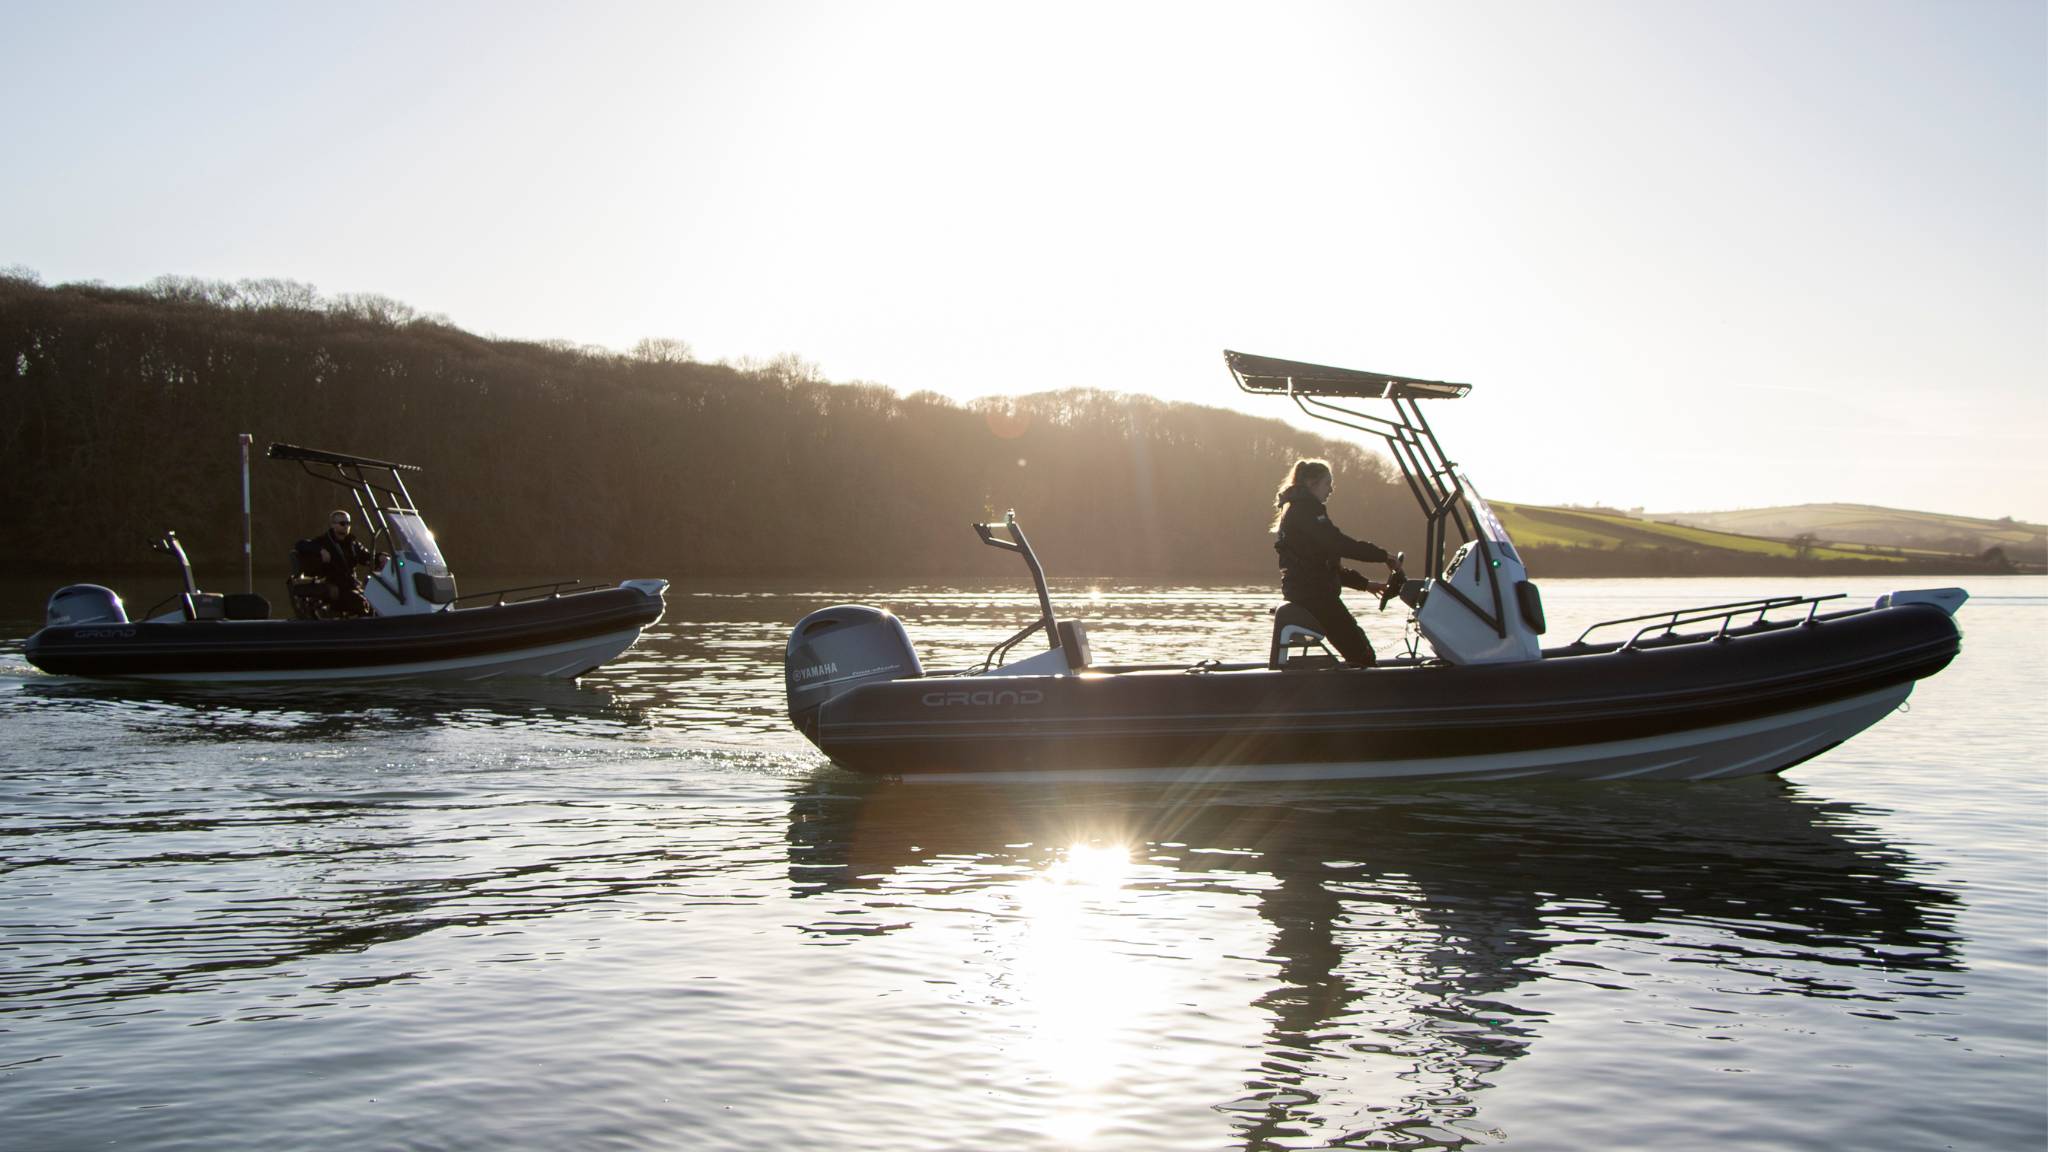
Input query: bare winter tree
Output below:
<box><xmin>631</xmin><ymin>337</ymin><xmax>694</xmax><ymax>364</ymax></box>
<box><xmin>235</xmin><ymin>278</ymin><xmax>320</xmax><ymax>311</ymax></box>
<box><xmin>327</xmin><ymin>292</ymin><xmax>418</xmax><ymax>327</ymax></box>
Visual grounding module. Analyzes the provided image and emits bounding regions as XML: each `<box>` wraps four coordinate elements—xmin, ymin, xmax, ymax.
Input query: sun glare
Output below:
<box><xmin>1005</xmin><ymin>840</ymin><xmax>1150</xmax><ymax>1142</ymax></box>
<box><xmin>1043</xmin><ymin>841</ymin><xmax>1133</xmax><ymax>889</ymax></box>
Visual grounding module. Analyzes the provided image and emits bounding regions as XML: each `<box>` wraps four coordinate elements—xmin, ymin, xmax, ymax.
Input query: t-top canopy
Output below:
<box><xmin>268</xmin><ymin>443</ymin><xmax>422</xmax><ymax>472</ymax></box>
<box><xmin>1225</xmin><ymin>349</ymin><xmax>1471</xmax><ymax>400</ymax></box>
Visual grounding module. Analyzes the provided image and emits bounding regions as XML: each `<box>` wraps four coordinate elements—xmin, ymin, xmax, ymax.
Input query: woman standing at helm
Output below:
<box><xmin>1272</xmin><ymin>458</ymin><xmax>1402</xmax><ymax>667</ymax></box>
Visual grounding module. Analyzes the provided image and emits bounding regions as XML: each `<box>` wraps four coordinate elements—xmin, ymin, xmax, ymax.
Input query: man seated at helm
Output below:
<box><xmin>308</xmin><ymin>509</ymin><xmax>375</xmax><ymax>618</ymax></box>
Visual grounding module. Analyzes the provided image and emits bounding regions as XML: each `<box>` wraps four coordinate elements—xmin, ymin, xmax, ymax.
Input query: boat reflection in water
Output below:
<box><xmin>15</xmin><ymin>675</ymin><xmax>648</xmax><ymax>743</ymax></box>
<box><xmin>784</xmin><ymin>775</ymin><xmax>1961</xmax><ymax>1148</ymax></box>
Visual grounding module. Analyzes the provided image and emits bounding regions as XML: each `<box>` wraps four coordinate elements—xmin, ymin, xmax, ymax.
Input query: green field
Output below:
<box><xmin>1492</xmin><ymin>503</ymin><xmax>1902</xmax><ymax>563</ymax></box>
<box><xmin>1651</xmin><ymin>502</ymin><xmax>2044</xmax><ymax>557</ymax></box>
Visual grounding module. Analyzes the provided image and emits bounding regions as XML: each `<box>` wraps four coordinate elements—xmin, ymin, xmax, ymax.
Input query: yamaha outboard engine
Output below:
<box><xmin>785</xmin><ymin>605</ymin><xmax>923</xmax><ymax>741</ymax></box>
<box><xmin>46</xmin><ymin>584</ymin><xmax>128</xmax><ymax>627</ymax></box>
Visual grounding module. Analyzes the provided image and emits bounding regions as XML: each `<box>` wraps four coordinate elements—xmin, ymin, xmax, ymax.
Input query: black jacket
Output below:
<box><xmin>302</xmin><ymin>529</ymin><xmax>373</xmax><ymax>587</ymax></box>
<box><xmin>1275</xmin><ymin>486</ymin><xmax>1389</xmax><ymax>601</ymax></box>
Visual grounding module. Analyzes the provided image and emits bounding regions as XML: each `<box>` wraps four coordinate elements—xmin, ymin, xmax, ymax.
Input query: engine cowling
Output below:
<box><xmin>46</xmin><ymin>584</ymin><xmax>128</xmax><ymax>628</ymax></box>
<box><xmin>785</xmin><ymin>605</ymin><xmax>922</xmax><ymax>740</ymax></box>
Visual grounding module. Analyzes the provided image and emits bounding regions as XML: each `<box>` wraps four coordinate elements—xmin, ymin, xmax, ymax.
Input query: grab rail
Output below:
<box><xmin>454</xmin><ymin>579</ymin><xmax>591</xmax><ymax>607</ymax></box>
<box><xmin>973</xmin><ymin>618</ymin><xmax>1046</xmax><ymax>673</ymax></box>
<box><xmin>1572</xmin><ymin>593</ymin><xmax>1848</xmax><ymax>649</ymax></box>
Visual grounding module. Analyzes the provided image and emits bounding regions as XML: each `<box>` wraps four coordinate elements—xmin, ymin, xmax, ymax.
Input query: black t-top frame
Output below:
<box><xmin>267</xmin><ymin>442</ymin><xmax>426</xmax><ymax>600</ymax></box>
<box><xmin>1225</xmin><ymin>349</ymin><xmax>1479</xmax><ymax>583</ymax></box>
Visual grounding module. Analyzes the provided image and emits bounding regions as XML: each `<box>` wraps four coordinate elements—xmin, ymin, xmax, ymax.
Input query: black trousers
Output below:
<box><xmin>1290</xmin><ymin>590</ymin><xmax>1375</xmax><ymax>667</ymax></box>
<box><xmin>323</xmin><ymin>580</ymin><xmax>372</xmax><ymax>619</ymax></box>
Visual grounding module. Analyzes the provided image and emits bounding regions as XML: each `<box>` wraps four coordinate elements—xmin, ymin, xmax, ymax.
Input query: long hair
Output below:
<box><xmin>1270</xmin><ymin>458</ymin><xmax>1332</xmax><ymax>531</ymax></box>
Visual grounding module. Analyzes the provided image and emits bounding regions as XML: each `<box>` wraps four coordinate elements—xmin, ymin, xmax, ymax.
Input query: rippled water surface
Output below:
<box><xmin>2</xmin><ymin>576</ymin><xmax>2043</xmax><ymax>1151</ymax></box>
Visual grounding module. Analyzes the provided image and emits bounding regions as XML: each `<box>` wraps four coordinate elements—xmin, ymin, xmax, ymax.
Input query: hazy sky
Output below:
<box><xmin>5</xmin><ymin>1</ymin><xmax>2043</xmax><ymax>519</ymax></box>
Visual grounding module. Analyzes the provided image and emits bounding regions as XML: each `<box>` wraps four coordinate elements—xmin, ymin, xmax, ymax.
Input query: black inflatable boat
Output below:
<box><xmin>782</xmin><ymin>353</ymin><xmax>1964</xmax><ymax>782</ymax></box>
<box><xmin>24</xmin><ymin>442</ymin><xmax>667</xmax><ymax>683</ymax></box>
<box><xmin>25</xmin><ymin>580</ymin><xmax>667</xmax><ymax>682</ymax></box>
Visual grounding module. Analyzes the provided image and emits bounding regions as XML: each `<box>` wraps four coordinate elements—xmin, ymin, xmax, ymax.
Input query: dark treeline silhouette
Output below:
<box><xmin>0</xmin><ymin>273</ymin><xmax>1424</xmax><ymax>585</ymax></box>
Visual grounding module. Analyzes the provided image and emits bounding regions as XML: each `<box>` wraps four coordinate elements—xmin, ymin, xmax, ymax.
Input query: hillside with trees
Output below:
<box><xmin>1650</xmin><ymin>503</ymin><xmax>2043</xmax><ymax>568</ymax></box>
<box><xmin>5</xmin><ymin>272</ymin><xmax>2029</xmax><ymax>589</ymax></box>
<box><xmin>1494</xmin><ymin>502</ymin><xmax>2039</xmax><ymax>576</ymax></box>
<box><xmin>0</xmin><ymin>273</ymin><xmax>1420</xmax><ymax>584</ymax></box>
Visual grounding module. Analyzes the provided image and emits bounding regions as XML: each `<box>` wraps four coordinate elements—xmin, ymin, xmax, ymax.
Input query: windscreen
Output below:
<box><xmin>1458</xmin><ymin>474</ymin><xmax>1521</xmax><ymax>563</ymax></box>
<box><xmin>385</xmin><ymin>512</ymin><xmax>449</xmax><ymax>574</ymax></box>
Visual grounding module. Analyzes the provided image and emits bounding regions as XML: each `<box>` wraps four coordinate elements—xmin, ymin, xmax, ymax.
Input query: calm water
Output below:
<box><xmin>1</xmin><ymin>576</ymin><xmax>2042</xmax><ymax>1151</ymax></box>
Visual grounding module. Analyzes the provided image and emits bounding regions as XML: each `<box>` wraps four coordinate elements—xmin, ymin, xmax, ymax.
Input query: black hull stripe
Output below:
<box><xmin>824</xmin><ymin>637</ymin><xmax>1954</xmax><ymax>742</ymax></box>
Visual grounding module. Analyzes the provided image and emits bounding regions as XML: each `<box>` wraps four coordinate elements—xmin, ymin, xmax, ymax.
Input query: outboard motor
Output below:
<box><xmin>785</xmin><ymin>605</ymin><xmax>923</xmax><ymax>740</ymax></box>
<box><xmin>46</xmin><ymin>584</ymin><xmax>128</xmax><ymax>628</ymax></box>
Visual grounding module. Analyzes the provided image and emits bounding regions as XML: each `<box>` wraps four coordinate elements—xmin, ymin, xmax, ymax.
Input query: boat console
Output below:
<box><xmin>1411</xmin><ymin>490</ymin><xmax>1545</xmax><ymax>665</ymax></box>
<box><xmin>272</xmin><ymin>444</ymin><xmax>457</xmax><ymax>618</ymax></box>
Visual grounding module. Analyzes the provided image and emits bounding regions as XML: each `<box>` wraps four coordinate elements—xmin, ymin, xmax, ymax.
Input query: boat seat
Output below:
<box><xmin>284</xmin><ymin>545</ymin><xmax>364</xmax><ymax>620</ymax></box>
<box><xmin>286</xmin><ymin>548</ymin><xmax>326</xmax><ymax>620</ymax></box>
<box><xmin>181</xmin><ymin>592</ymin><xmax>226</xmax><ymax>621</ymax></box>
<box><xmin>1270</xmin><ymin>603</ymin><xmax>1336</xmax><ymax>669</ymax></box>
<box><xmin>223</xmin><ymin>593</ymin><xmax>270</xmax><ymax>621</ymax></box>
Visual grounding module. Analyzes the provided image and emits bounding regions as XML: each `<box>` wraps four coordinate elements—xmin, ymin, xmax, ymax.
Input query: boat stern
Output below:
<box><xmin>785</xmin><ymin>605</ymin><xmax>923</xmax><ymax>744</ymax></box>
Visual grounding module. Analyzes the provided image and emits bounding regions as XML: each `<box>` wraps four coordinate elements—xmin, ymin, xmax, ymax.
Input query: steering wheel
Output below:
<box><xmin>1378</xmin><ymin>551</ymin><xmax>1407</xmax><ymax>611</ymax></box>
